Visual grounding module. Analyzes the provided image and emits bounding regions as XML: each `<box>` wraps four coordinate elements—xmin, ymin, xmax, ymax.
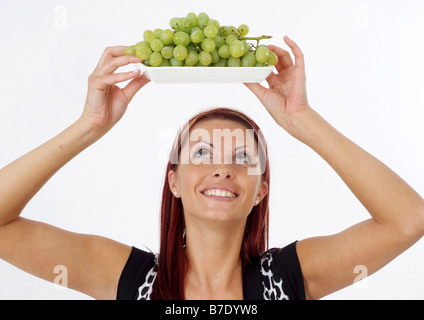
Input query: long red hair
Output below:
<box><xmin>151</xmin><ymin>107</ymin><xmax>270</xmax><ymax>300</ymax></box>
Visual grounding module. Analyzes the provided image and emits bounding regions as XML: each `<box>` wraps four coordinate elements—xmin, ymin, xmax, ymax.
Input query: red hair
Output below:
<box><xmin>151</xmin><ymin>107</ymin><xmax>270</xmax><ymax>300</ymax></box>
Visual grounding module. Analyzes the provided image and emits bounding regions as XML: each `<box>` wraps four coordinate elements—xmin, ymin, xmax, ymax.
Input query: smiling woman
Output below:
<box><xmin>153</xmin><ymin>108</ymin><xmax>272</xmax><ymax>300</ymax></box>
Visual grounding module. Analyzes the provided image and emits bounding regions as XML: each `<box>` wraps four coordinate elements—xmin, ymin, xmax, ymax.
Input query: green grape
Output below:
<box><xmin>199</xmin><ymin>51</ymin><xmax>212</xmax><ymax>66</ymax></box>
<box><xmin>161</xmin><ymin>45</ymin><xmax>174</xmax><ymax>59</ymax></box>
<box><xmin>218</xmin><ymin>45</ymin><xmax>231</xmax><ymax>59</ymax></box>
<box><xmin>228</xmin><ymin>57</ymin><xmax>241</xmax><ymax>67</ymax></box>
<box><xmin>149</xmin><ymin>52</ymin><xmax>163</xmax><ymax>67</ymax></box>
<box><xmin>124</xmin><ymin>45</ymin><xmax>136</xmax><ymax>56</ymax></box>
<box><xmin>187</xmin><ymin>44</ymin><xmax>196</xmax><ymax>52</ymax></box>
<box><xmin>201</xmin><ymin>38</ymin><xmax>216</xmax><ymax>52</ymax></box>
<box><xmin>255</xmin><ymin>45</ymin><xmax>269</xmax><ymax>63</ymax></box>
<box><xmin>242</xmin><ymin>51</ymin><xmax>256</xmax><ymax>67</ymax></box>
<box><xmin>227</xmin><ymin>26</ymin><xmax>238</xmax><ymax>36</ymax></box>
<box><xmin>170</xmin><ymin>57</ymin><xmax>184</xmax><ymax>66</ymax></box>
<box><xmin>266</xmin><ymin>50</ymin><xmax>278</xmax><ymax>65</ymax></box>
<box><xmin>210</xmin><ymin>49</ymin><xmax>220</xmax><ymax>64</ymax></box>
<box><xmin>177</xmin><ymin>17</ymin><xmax>191</xmax><ymax>33</ymax></box>
<box><xmin>143</xmin><ymin>59</ymin><xmax>150</xmax><ymax>66</ymax></box>
<box><xmin>213</xmin><ymin>58</ymin><xmax>228</xmax><ymax>67</ymax></box>
<box><xmin>255</xmin><ymin>62</ymin><xmax>266</xmax><ymax>67</ymax></box>
<box><xmin>150</xmin><ymin>39</ymin><xmax>164</xmax><ymax>52</ymax></box>
<box><xmin>136</xmin><ymin>46</ymin><xmax>152</xmax><ymax>60</ymax></box>
<box><xmin>173</xmin><ymin>45</ymin><xmax>188</xmax><ymax>61</ymax></box>
<box><xmin>169</xmin><ymin>17</ymin><xmax>179</xmax><ymax>30</ymax></box>
<box><xmin>186</xmin><ymin>12</ymin><xmax>198</xmax><ymax>28</ymax></box>
<box><xmin>213</xmin><ymin>36</ymin><xmax>225</xmax><ymax>49</ymax></box>
<box><xmin>198</xmin><ymin>12</ymin><xmax>209</xmax><ymax>29</ymax></box>
<box><xmin>219</xmin><ymin>26</ymin><xmax>230</xmax><ymax>37</ymax></box>
<box><xmin>208</xmin><ymin>19</ymin><xmax>220</xmax><ymax>30</ymax></box>
<box><xmin>143</xmin><ymin>30</ymin><xmax>157</xmax><ymax>43</ymax></box>
<box><xmin>160</xmin><ymin>59</ymin><xmax>171</xmax><ymax>66</ymax></box>
<box><xmin>229</xmin><ymin>40</ymin><xmax>244</xmax><ymax>58</ymax></box>
<box><xmin>190</xmin><ymin>29</ymin><xmax>205</xmax><ymax>44</ymax></box>
<box><xmin>242</xmin><ymin>40</ymin><xmax>249</xmax><ymax>55</ymax></box>
<box><xmin>204</xmin><ymin>25</ymin><xmax>217</xmax><ymax>39</ymax></box>
<box><xmin>135</xmin><ymin>41</ymin><xmax>150</xmax><ymax>50</ymax></box>
<box><xmin>238</xmin><ymin>24</ymin><xmax>249</xmax><ymax>37</ymax></box>
<box><xmin>173</xmin><ymin>31</ymin><xmax>190</xmax><ymax>46</ymax></box>
<box><xmin>154</xmin><ymin>28</ymin><xmax>163</xmax><ymax>38</ymax></box>
<box><xmin>185</xmin><ymin>51</ymin><xmax>199</xmax><ymax>66</ymax></box>
<box><xmin>159</xmin><ymin>29</ymin><xmax>174</xmax><ymax>45</ymax></box>
<box><xmin>226</xmin><ymin>34</ymin><xmax>237</xmax><ymax>45</ymax></box>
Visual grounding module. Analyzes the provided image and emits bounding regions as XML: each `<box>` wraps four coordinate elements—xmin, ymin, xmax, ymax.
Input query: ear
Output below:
<box><xmin>257</xmin><ymin>181</ymin><xmax>268</xmax><ymax>202</ymax></box>
<box><xmin>168</xmin><ymin>169</ymin><xmax>179</xmax><ymax>197</ymax></box>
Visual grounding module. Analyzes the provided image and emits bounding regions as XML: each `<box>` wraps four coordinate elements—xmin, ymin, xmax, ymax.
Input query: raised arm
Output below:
<box><xmin>245</xmin><ymin>37</ymin><xmax>424</xmax><ymax>299</ymax></box>
<box><xmin>0</xmin><ymin>47</ymin><xmax>149</xmax><ymax>299</ymax></box>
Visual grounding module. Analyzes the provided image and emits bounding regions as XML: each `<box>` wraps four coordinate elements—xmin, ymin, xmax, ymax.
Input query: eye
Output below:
<box><xmin>194</xmin><ymin>147</ymin><xmax>211</xmax><ymax>158</ymax></box>
<box><xmin>235</xmin><ymin>152</ymin><xmax>252</xmax><ymax>164</ymax></box>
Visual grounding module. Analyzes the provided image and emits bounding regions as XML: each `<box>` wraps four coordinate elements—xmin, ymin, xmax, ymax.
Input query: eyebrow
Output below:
<box><xmin>235</xmin><ymin>145</ymin><xmax>254</xmax><ymax>151</ymax></box>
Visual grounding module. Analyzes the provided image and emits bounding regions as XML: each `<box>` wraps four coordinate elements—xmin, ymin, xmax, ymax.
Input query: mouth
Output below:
<box><xmin>200</xmin><ymin>186</ymin><xmax>239</xmax><ymax>200</ymax></box>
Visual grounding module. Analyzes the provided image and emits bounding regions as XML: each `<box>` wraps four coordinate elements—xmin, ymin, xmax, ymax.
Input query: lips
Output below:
<box><xmin>200</xmin><ymin>185</ymin><xmax>239</xmax><ymax>199</ymax></box>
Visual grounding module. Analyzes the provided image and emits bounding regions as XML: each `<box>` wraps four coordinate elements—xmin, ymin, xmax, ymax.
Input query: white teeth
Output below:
<box><xmin>203</xmin><ymin>189</ymin><xmax>237</xmax><ymax>198</ymax></box>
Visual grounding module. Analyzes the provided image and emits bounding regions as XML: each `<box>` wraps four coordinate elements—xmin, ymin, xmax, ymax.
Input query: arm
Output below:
<box><xmin>288</xmin><ymin>107</ymin><xmax>424</xmax><ymax>299</ymax></box>
<box><xmin>245</xmin><ymin>37</ymin><xmax>424</xmax><ymax>299</ymax></box>
<box><xmin>0</xmin><ymin>46</ymin><xmax>149</xmax><ymax>299</ymax></box>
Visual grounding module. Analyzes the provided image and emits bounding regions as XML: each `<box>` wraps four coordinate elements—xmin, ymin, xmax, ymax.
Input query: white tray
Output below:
<box><xmin>134</xmin><ymin>63</ymin><xmax>273</xmax><ymax>83</ymax></box>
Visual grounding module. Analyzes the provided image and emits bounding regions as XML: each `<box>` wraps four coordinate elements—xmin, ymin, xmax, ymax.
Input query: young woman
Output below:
<box><xmin>0</xmin><ymin>37</ymin><xmax>423</xmax><ymax>300</ymax></box>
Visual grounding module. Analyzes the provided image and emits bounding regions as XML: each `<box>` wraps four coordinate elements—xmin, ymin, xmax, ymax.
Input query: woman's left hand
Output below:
<box><xmin>244</xmin><ymin>36</ymin><xmax>310</xmax><ymax>132</ymax></box>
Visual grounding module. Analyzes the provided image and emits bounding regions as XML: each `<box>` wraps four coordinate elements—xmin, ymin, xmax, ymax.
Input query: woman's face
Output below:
<box><xmin>168</xmin><ymin>119</ymin><xmax>268</xmax><ymax>226</ymax></box>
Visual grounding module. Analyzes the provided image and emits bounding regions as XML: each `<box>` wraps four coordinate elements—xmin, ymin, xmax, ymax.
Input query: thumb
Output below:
<box><xmin>122</xmin><ymin>73</ymin><xmax>150</xmax><ymax>103</ymax></box>
<box><xmin>244</xmin><ymin>82</ymin><xmax>267</xmax><ymax>105</ymax></box>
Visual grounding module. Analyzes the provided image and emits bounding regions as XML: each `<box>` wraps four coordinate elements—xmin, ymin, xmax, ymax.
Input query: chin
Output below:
<box><xmin>195</xmin><ymin>209</ymin><xmax>248</xmax><ymax>225</ymax></box>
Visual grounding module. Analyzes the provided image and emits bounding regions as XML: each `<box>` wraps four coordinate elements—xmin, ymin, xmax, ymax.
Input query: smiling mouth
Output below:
<box><xmin>201</xmin><ymin>189</ymin><xmax>238</xmax><ymax>198</ymax></box>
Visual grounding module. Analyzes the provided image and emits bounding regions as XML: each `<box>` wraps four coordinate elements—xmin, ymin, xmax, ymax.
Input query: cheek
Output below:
<box><xmin>243</xmin><ymin>176</ymin><xmax>262</xmax><ymax>196</ymax></box>
<box><xmin>176</xmin><ymin>164</ymin><xmax>203</xmax><ymax>194</ymax></box>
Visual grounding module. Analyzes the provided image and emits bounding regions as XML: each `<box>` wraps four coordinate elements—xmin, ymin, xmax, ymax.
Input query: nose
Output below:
<box><xmin>211</xmin><ymin>165</ymin><xmax>234</xmax><ymax>179</ymax></box>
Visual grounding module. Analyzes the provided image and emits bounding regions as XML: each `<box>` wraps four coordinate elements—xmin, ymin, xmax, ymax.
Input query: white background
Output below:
<box><xmin>0</xmin><ymin>0</ymin><xmax>423</xmax><ymax>300</ymax></box>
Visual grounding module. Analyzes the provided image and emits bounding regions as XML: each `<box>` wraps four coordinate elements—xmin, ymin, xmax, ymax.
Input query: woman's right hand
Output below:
<box><xmin>81</xmin><ymin>46</ymin><xmax>150</xmax><ymax>135</ymax></box>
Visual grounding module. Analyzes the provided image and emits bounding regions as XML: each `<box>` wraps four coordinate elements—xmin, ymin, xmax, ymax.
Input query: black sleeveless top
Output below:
<box><xmin>117</xmin><ymin>241</ymin><xmax>305</xmax><ymax>300</ymax></box>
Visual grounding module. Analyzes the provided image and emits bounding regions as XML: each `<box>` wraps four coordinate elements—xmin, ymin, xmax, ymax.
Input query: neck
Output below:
<box><xmin>183</xmin><ymin>220</ymin><xmax>245</xmax><ymax>299</ymax></box>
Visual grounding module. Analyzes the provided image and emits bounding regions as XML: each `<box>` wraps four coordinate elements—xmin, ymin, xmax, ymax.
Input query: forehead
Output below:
<box><xmin>188</xmin><ymin>119</ymin><xmax>256</xmax><ymax>144</ymax></box>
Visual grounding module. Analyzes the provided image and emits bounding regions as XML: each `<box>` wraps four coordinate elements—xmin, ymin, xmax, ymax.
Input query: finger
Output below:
<box><xmin>267</xmin><ymin>45</ymin><xmax>294</xmax><ymax>72</ymax></box>
<box><xmin>92</xmin><ymin>69</ymin><xmax>141</xmax><ymax>88</ymax></box>
<box><xmin>244</xmin><ymin>82</ymin><xmax>267</xmax><ymax>104</ymax></box>
<box><xmin>283</xmin><ymin>36</ymin><xmax>305</xmax><ymax>69</ymax></box>
<box><xmin>264</xmin><ymin>71</ymin><xmax>276</xmax><ymax>87</ymax></box>
<box><xmin>95</xmin><ymin>46</ymin><xmax>128</xmax><ymax>70</ymax></box>
<box><xmin>96</xmin><ymin>55</ymin><xmax>142</xmax><ymax>76</ymax></box>
<box><xmin>122</xmin><ymin>73</ymin><xmax>150</xmax><ymax>102</ymax></box>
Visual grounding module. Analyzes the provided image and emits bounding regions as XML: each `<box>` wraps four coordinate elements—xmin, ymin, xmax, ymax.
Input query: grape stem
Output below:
<box><xmin>240</xmin><ymin>35</ymin><xmax>272</xmax><ymax>48</ymax></box>
<box><xmin>240</xmin><ymin>35</ymin><xmax>272</xmax><ymax>41</ymax></box>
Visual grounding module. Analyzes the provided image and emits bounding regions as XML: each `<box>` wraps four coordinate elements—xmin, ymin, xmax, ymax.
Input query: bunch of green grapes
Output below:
<box><xmin>124</xmin><ymin>12</ymin><xmax>278</xmax><ymax>67</ymax></box>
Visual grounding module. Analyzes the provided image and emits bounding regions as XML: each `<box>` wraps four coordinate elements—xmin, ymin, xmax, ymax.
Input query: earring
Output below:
<box><xmin>174</xmin><ymin>191</ymin><xmax>178</xmax><ymax>196</ymax></box>
<box><xmin>255</xmin><ymin>200</ymin><xmax>259</xmax><ymax>205</ymax></box>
